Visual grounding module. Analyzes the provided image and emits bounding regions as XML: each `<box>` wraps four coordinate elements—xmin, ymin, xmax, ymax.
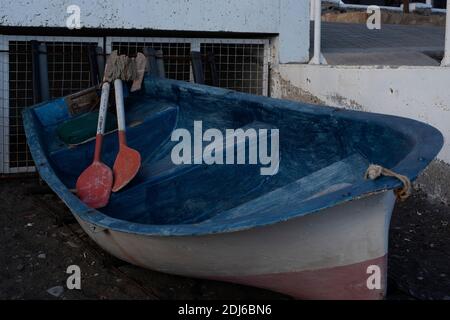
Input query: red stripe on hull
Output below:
<box><xmin>215</xmin><ymin>255</ymin><xmax>387</xmax><ymax>300</ymax></box>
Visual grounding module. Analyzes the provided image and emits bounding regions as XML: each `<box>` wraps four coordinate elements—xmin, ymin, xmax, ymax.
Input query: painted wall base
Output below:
<box><xmin>273</xmin><ymin>64</ymin><xmax>450</xmax><ymax>203</ymax></box>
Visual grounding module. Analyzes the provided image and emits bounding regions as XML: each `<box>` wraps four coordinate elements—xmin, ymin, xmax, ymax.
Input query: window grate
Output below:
<box><xmin>201</xmin><ymin>43</ymin><xmax>266</xmax><ymax>95</ymax></box>
<box><xmin>109</xmin><ymin>38</ymin><xmax>270</xmax><ymax>95</ymax></box>
<box><xmin>1</xmin><ymin>36</ymin><xmax>269</xmax><ymax>174</ymax></box>
<box><xmin>8</xmin><ymin>41</ymin><xmax>34</xmax><ymax>169</ymax></box>
<box><xmin>111</xmin><ymin>42</ymin><xmax>191</xmax><ymax>81</ymax></box>
<box><xmin>47</xmin><ymin>42</ymin><xmax>93</xmax><ymax>98</ymax></box>
<box><xmin>3</xmin><ymin>39</ymin><xmax>101</xmax><ymax>173</ymax></box>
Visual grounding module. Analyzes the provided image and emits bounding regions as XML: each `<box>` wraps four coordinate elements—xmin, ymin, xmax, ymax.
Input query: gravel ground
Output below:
<box><xmin>1</xmin><ymin>177</ymin><xmax>449</xmax><ymax>300</ymax></box>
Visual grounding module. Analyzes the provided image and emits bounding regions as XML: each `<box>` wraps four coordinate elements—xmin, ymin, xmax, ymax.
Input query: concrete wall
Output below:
<box><xmin>0</xmin><ymin>0</ymin><xmax>310</xmax><ymax>64</ymax></box>
<box><xmin>274</xmin><ymin>64</ymin><xmax>450</xmax><ymax>203</ymax></box>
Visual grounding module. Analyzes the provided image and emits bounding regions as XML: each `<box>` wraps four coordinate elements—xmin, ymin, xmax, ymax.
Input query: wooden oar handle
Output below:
<box><xmin>93</xmin><ymin>82</ymin><xmax>111</xmax><ymax>162</ymax></box>
<box><xmin>97</xmin><ymin>82</ymin><xmax>110</xmax><ymax>135</ymax></box>
<box><xmin>114</xmin><ymin>79</ymin><xmax>126</xmax><ymax>133</ymax></box>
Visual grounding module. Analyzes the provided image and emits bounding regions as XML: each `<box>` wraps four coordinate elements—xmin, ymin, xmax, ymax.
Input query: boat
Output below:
<box><xmin>22</xmin><ymin>76</ymin><xmax>443</xmax><ymax>300</ymax></box>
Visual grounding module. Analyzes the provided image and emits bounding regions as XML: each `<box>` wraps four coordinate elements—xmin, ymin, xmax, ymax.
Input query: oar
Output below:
<box><xmin>112</xmin><ymin>79</ymin><xmax>141</xmax><ymax>192</ymax></box>
<box><xmin>76</xmin><ymin>82</ymin><xmax>113</xmax><ymax>208</ymax></box>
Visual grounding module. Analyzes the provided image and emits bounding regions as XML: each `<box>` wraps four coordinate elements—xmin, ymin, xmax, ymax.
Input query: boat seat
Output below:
<box><xmin>103</xmin><ymin>152</ymin><xmax>367</xmax><ymax>227</ymax></box>
<box><xmin>202</xmin><ymin>153</ymin><xmax>369</xmax><ymax>225</ymax></box>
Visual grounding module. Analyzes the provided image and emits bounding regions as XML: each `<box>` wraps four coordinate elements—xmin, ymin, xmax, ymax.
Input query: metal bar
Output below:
<box><xmin>207</xmin><ymin>52</ymin><xmax>219</xmax><ymax>87</ymax></box>
<box><xmin>442</xmin><ymin>0</ymin><xmax>450</xmax><ymax>66</ymax></box>
<box><xmin>309</xmin><ymin>0</ymin><xmax>326</xmax><ymax>65</ymax></box>
<box><xmin>0</xmin><ymin>36</ymin><xmax>7</xmax><ymax>174</ymax></box>
<box><xmin>88</xmin><ymin>44</ymin><xmax>100</xmax><ymax>86</ymax></box>
<box><xmin>38</xmin><ymin>43</ymin><xmax>50</xmax><ymax>101</ymax></box>
<box><xmin>143</xmin><ymin>47</ymin><xmax>158</xmax><ymax>76</ymax></box>
<box><xmin>191</xmin><ymin>51</ymin><xmax>204</xmax><ymax>84</ymax></box>
<box><xmin>155</xmin><ymin>49</ymin><xmax>166</xmax><ymax>78</ymax></box>
<box><xmin>31</xmin><ymin>41</ymin><xmax>42</xmax><ymax>103</ymax></box>
<box><xmin>96</xmin><ymin>46</ymin><xmax>105</xmax><ymax>81</ymax></box>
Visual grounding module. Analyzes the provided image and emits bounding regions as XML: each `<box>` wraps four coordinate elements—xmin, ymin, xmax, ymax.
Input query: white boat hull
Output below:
<box><xmin>77</xmin><ymin>190</ymin><xmax>396</xmax><ymax>300</ymax></box>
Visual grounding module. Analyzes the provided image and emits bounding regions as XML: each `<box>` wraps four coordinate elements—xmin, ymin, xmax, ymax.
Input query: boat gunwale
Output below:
<box><xmin>22</xmin><ymin>78</ymin><xmax>444</xmax><ymax>237</ymax></box>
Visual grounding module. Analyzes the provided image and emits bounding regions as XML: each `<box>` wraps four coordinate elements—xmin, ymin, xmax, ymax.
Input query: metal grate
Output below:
<box><xmin>108</xmin><ymin>38</ymin><xmax>270</xmax><ymax>95</ymax></box>
<box><xmin>47</xmin><ymin>42</ymin><xmax>93</xmax><ymax>98</ymax></box>
<box><xmin>2</xmin><ymin>38</ymin><xmax>101</xmax><ymax>173</ymax></box>
<box><xmin>201</xmin><ymin>43</ymin><xmax>267</xmax><ymax>95</ymax></box>
<box><xmin>8</xmin><ymin>41</ymin><xmax>34</xmax><ymax>169</ymax></box>
<box><xmin>1</xmin><ymin>36</ymin><xmax>269</xmax><ymax>174</ymax></box>
<box><xmin>111</xmin><ymin>41</ymin><xmax>191</xmax><ymax>81</ymax></box>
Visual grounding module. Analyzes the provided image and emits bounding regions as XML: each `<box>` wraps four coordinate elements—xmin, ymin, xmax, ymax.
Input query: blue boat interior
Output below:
<box><xmin>23</xmin><ymin>77</ymin><xmax>443</xmax><ymax>234</ymax></box>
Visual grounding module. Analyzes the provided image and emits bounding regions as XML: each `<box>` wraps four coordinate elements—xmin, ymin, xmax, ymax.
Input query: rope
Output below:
<box><xmin>364</xmin><ymin>164</ymin><xmax>412</xmax><ymax>201</ymax></box>
<box><xmin>104</xmin><ymin>50</ymin><xmax>140</xmax><ymax>82</ymax></box>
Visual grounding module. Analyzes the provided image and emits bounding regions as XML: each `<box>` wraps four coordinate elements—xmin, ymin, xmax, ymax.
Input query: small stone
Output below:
<box><xmin>25</xmin><ymin>223</ymin><xmax>33</xmax><ymax>228</ymax></box>
<box><xmin>66</xmin><ymin>241</ymin><xmax>80</xmax><ymax>248</ymax></box>
<box><xmin>16</xmin><ymin>264</ymin><xmax>24</xmax><ymax>271</ymax></box>
<box><xmin>417</xmin><ymin>276</ymin><xmax>424</xmax><ymax>281</ymax></box>
<box><xmin>38</xmin><ymin>253</ymin><xmax>46</xmax><ymax>259</ymax></box>
<box><xmin>47</xmin><ymin>286</ymin><xmax>64</xmax><ymax>297</ymax></box>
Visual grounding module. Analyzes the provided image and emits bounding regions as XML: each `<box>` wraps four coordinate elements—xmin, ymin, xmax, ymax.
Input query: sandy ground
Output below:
<box><xmin>1</xmin><ymin>177</ymin><xmax>449</xmax><ymax>300</ymax></box>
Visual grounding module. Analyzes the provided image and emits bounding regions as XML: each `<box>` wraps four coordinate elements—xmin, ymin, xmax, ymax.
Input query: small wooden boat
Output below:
<box><xmin>23</xmin><ymin>77</ymin><xmax>443</xmax><ymax>299</ymax></box>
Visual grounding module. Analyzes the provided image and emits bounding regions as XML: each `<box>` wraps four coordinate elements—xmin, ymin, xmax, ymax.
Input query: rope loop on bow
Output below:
<box><xmin>364</xmin><ymin>164</ymin><xmax>412</xmax><ymax>201</ymax></box>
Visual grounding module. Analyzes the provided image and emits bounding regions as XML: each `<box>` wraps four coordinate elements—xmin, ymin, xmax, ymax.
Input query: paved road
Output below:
<box><xmin>313</xmin><ymin>22</ymin><xmax>446</xmax><ymax>65</ymax></box>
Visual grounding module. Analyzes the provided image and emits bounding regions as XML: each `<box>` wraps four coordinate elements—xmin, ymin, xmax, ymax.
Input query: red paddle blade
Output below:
<box><xmin>112</xmin><ymin>145</ymin><xmax>141</xmax><ymax>192</ymax></box>
<box><xmin>76</xmin><ymin>161</ymin><xmax>113</xmax><ymax>208</ymax></box>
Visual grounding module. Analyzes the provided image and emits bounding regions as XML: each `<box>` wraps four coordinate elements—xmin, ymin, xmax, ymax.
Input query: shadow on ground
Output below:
<box><xmin>1</xmin><ymin>178</ymin><xmax>449</xmax><ymax>300</ymax></box>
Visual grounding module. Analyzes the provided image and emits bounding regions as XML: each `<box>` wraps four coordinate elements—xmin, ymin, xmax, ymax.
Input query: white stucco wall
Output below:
<box><xmin>0</xmin><ymin>0</ymin><xmax>310</xmax><ymax>63</ymax></box>
<box><xmin>277</xmin><ymin>64</ymin><xmax>450</xmax><ymax>164</ymax></box>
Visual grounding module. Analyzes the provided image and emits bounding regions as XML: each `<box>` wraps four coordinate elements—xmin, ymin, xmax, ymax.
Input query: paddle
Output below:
<box><xmin>112</xmin><ymin>79</ymin><xmax>141</xmax><ymax>192</ymax></box>
<box><xmin>75</xmin><ymin>82</ymin><xmax>113</xmax><ymax>208</ymax></box>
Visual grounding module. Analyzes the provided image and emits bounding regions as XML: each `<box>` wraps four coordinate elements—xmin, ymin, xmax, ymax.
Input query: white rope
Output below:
<box><xmin>365</xmin><ymin>164</ymin><xmax>412</xmax><ymax>201</ymax></box>
<box><xmin>104</xmin><ymin>50</ymin><xmax>141</xmax><ymax>82</ymax></box>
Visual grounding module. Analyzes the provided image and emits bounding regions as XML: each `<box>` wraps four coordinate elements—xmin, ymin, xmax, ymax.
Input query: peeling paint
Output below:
<box><xmin>276</xmin><ymin>63</ymin><xmax>450</xmax><ymax>201</ymax></box>
<box><xmin>327</xmin><ymin>94</ymin><xmax>365</xmax><ymax>111</ymax></box>
<box><xmin>270</xmin><ymin>70</ymin><xmax>324</xmax><ymax>105</ymax></box>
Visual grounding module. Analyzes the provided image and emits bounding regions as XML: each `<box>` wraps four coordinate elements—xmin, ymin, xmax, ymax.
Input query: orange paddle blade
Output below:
<box><xmin>112</xmin><ymin>144</ymin><xmax>141</xmax><ymax>192</ymax></box>
<box><xmin>76</xmin><ymin>161</ymin><xmax>113</xmax><ymax>208</ymax></box>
